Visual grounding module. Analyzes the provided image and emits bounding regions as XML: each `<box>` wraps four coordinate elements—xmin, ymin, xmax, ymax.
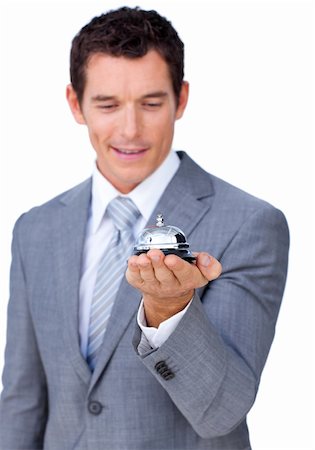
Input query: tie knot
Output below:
<box><xmin>107</xmin><ymin>196</ymin><xmax>140</xmax><ymax>231</ymax></box>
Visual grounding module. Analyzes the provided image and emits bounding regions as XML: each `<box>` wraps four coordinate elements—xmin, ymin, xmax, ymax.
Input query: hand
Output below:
<box><xmin>126</xmin><ymin>249</ymin><xmax>222</xmax><ymax>327</ymax></box>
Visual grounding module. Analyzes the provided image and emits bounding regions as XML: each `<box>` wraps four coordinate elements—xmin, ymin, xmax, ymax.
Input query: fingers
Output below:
<box><xmin>163</xmin><ymin>250</ymin><xmax>221</xmax><ymax>279</ymax></box>
<box><xmin>126</xmin><ymin>250</ymin><xmax>222</xmax><ymax>295</ymax></box>
<box><xmin>126</xmin><ymin>250</ymin><xmax>178</xmax><ymax>290</ymax></box>
<box><xmin>163</xmin><ymin>252</ymin><xmax>222</xmax><ymax>289</ymax></box>
<box><xmin>163</xmin><ymin>253</ymin><xmax>202</xmax><ymax>286</ymax></box>
<box><xmin>126</xmin><ymin>255</ymin><xmax>144</xmax><ymax>287</ymax></box>
<box><xmin>147</xmin><ymin>250</ymin><xmax>178</xmax><ymax>285</ymax></box>
<box><xmin>134</xmin><ymin>253</ymin><xmax>156</xmax><ymax>283</ymax></box>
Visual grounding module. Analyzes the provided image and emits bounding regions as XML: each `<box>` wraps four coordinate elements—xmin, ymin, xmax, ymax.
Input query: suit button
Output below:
<box><xmin>88</xmin><ymin>400</ymin><xmax>103</xmax><ymax>415</ymax></box>
<box><xmin>155</xmin><ymin>361</ymin><xmax>175</xmax><ymax>380</ymax></box>
<box><xmin>163</xmin><ymin>370</ymin><xmax>175</xmax><ymax>380</ymax></box>
<box><xmin>155</xmin><ymin>361</ymin><xmax>167</xmax><ymax>372</ymax></box>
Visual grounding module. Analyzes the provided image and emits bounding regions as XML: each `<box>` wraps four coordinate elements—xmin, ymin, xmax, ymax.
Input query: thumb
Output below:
<box><xmin>195</xmin><ymin>252</ymin><xmax>222</xmax><ymax>281</ymax></box>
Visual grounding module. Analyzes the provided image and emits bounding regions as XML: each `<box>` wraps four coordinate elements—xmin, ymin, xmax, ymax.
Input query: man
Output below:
<box><xmin>0</xmin><ymin>6</ymin><xmax>289</xmax><ymax>450</ymax></box>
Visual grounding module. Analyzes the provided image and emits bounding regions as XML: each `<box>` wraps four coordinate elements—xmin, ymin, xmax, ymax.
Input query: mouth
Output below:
<box><xmin>111</xmin><ymin>146</ymin><xmax>149</xmax><ymax>159</ymax></box>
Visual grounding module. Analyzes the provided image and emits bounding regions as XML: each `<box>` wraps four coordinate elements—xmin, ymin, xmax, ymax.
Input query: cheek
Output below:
<box><xmin>86</xmin><ymin>116</ymin><xmax>113</xmax><ymax>143</ymax></box>
<box><xmin>157</xmin><ymin>118</ymin><xmax>175</xmax><ymax>147</ymax></box>
<box><xmin>146</xmin><ymin>113</ymin><xmax>175</xmax><ymax>143</ymax></box>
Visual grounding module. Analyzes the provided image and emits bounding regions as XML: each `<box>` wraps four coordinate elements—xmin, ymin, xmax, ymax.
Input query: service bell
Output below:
<box><xmin>133</xmin><ymin>214</ymin><xmax>195</xmax><ymax>262</ymax></box>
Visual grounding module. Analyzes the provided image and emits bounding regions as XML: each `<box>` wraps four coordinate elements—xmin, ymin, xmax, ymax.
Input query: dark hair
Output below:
<box><xmin>70</xmin><ymin>7</ymin><xmax>184</xmax><ymax>105</ymax></box>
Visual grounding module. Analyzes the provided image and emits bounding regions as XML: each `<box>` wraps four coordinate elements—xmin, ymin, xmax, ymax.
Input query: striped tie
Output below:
<box><xmin>86</xmin><ymin>196</ymin><xmax>140</xmax><ymax>370</ymax></box>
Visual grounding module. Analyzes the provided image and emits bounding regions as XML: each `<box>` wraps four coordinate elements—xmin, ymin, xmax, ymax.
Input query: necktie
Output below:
<box><xmin>86</xmin><ymin>196</ymin><xmax>140</xmax><ymax>370</ymax></box>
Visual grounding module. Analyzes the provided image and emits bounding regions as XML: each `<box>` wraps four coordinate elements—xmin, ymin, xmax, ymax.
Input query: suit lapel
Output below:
<box><xmin>89</xmin><ymin>152</ymin><xmax>215</xmax><ymax>389</ymax></box>
<box><xmin>147</xmin><ymin>151</ymin><xmax>215</xmax><ymax>239</ymax></box>
<box><xmin>53</xmin><ymin>179</ymin><xmax>92</xmax><ymax>385</ymax></box>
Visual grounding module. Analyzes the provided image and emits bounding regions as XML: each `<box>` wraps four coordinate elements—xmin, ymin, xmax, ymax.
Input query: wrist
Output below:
<box><xmin>143</xmin><ymin>290</ymin><xmax>194</xmax><ymax>327</ymax></box>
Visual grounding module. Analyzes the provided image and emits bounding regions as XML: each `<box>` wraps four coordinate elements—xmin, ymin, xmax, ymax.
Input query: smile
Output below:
<box><xmin>111</xmin><ymin>146</ymin><xmax>149</xmax><ymax>158</ymax></box>
<box><xmin>112</xmin><ymin>147</ymin><xmax>148</xmax><ymax>154</ymax></box>
<box><xmin>117</xmin><ymin>149</ymin><xmax>146</xmax><ymax>154</ymax></box>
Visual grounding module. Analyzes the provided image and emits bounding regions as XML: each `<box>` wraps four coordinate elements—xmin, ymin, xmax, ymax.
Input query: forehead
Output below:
<box><xmin>84</xmin><ymin>50</ymin><xmax>173</xmax><ymax>96</ymax></box>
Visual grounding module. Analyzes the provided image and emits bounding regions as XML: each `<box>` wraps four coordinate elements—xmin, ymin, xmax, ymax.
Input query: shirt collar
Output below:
<box><xmin>90</xmin><ymin>150</ymin><xmax>180</xmax><ymax>234</ymax></box>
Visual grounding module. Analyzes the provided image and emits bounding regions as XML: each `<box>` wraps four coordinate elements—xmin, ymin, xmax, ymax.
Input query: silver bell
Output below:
<box><xmin>133</xmin><ymin>214</ymin><xmax>195</xmax><ymax>262</ymax></box>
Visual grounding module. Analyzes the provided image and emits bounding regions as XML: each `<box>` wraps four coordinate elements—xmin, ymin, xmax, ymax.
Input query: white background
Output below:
<box><xmin>0</xmin><ymin>0</ymin><xmax>314</xmax><ymax>449</ymax></box>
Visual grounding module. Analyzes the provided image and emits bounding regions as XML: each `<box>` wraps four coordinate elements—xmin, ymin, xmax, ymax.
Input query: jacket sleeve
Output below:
<box><xmin>133</xmin><ymin>205</ymin><xmax>289</xmax><ymax>439</ymax></box>
<box><xmin>0</xmin><ymin>216</ymin><xmax>48</xmax><ymax>449</ymax></box>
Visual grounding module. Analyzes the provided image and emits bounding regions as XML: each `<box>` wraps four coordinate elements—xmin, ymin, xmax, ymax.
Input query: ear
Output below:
<box><xmin>175</xmin><ymin>81</ymin><xmax>189</xmax><ymax>120</ymax></box>
<box><xmin>66</xmin><ymin>84</ymin><xmax>86</xmax><ymax>125</ymax></box>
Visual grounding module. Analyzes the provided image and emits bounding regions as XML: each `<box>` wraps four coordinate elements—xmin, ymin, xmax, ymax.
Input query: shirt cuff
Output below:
<box><xmin>137</xmin><ymin>297</ymin><xmax>193</xmax><ymax>349</ymax></box>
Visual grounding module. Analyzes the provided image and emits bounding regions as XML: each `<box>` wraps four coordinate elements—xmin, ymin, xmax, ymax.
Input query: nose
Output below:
<box><xmin>120</xmin><ymin>105</ymin><xmax>141</xmax><ymax>140</ymax></box>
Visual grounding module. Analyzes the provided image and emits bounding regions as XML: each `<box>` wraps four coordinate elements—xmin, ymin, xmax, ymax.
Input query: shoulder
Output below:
<box><xmin>176</xmin><ymin>152</ymin><xmax>289</xmax><ymax>253</ymax></box>
<box><xmin>208</xmin><ymin>172</ymin><xmax>289</xmax><ymax>246</ymax></box>
<box><xmin>178</xmin><ymin>151</ymin><xmax>286</xmax><ymax>216</ymax></box>
<box><xmin>209</xmin><ymin>172</ymin><xmax>289</xmax><ymax>234</ymax></box>
<box><xmin>13</xmin><ymin>178</ymin><xmax>91</xmax><ymax>237</ymax></box>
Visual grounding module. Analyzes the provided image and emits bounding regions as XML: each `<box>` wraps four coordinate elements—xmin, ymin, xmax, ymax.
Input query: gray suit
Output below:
<box><xmin>0</xmin><ymin>152</ymin><xmax>289</xmax><ymax>450</ymax></box>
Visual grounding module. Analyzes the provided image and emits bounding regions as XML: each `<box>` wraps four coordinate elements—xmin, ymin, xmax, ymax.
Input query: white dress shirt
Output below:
<box><xmin>79</xmin><ymin>150</ymin><xmax>189</xmax><ymax>357</ymax></box>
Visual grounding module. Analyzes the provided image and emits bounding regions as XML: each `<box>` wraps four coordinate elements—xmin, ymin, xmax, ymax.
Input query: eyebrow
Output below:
<box><xmin>91</xmin><ymin>95</ymin><xmax>116</xmax><ymax>102</ymax></box>
<box><xmin>91</xmin><ymin>91</ymin><xmax>168</xmax><ymax>102</ymax></box>
<box><xmin>142</xmin><ymin>91</ymin><xmax>168</xmax><ymax>99</ymax></box>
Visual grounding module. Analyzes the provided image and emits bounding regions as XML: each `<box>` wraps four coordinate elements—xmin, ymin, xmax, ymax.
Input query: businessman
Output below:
<box><xmin>0</xmin><ymin>7</ymin><xmax>289</xmax><ymax>450</ymax></box>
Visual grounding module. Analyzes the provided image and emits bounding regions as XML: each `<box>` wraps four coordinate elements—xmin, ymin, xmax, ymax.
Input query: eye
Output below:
<box><xmin>98</xmin><ymin>104</ymin><xmax>118</xmax><ymax>110</ymax></box>
<box><xmin>143</xmin><ymin>102</ymin><xmax>163</xmax><ymax>109</ymax></box>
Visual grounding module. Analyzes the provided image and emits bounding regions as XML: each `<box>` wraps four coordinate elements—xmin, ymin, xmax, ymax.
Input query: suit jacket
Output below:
<box><xmin>0</xmin><ymin>152</ymin><xmax>289</xmax><ymax>450</ymax></box>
